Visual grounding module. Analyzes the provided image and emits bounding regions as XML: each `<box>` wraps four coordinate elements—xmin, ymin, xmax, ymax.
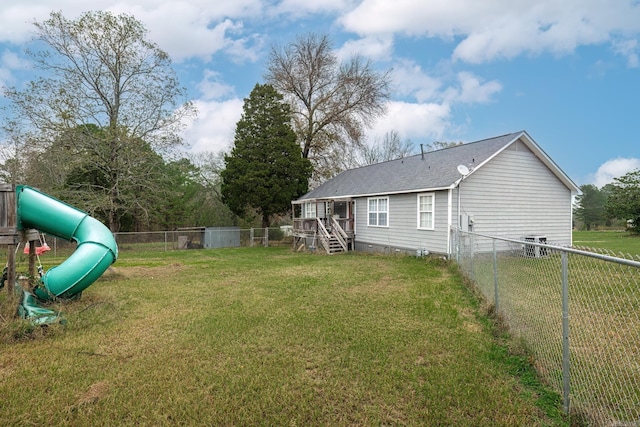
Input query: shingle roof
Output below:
<box><xmin>298</xmin><ymin>130</ymin><xmax>576</xmax><ymax>201</ymax></box>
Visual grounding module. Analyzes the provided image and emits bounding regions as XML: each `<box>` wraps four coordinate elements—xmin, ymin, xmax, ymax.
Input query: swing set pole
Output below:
<box><xmin>28</xmin><ymin>237</ymin><xmax>36</xmax><ymax>287</ymax></box>
<box><xmin>0</xmin><ymin>184</ymin><xmax>18</xmax><ymax>294</ymax></box>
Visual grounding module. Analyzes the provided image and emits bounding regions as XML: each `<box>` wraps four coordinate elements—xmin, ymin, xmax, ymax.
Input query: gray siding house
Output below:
<box><xmin>291</xmin><ymin>131</ymin><xmax>579</xmax><ymax>256</ymax></box>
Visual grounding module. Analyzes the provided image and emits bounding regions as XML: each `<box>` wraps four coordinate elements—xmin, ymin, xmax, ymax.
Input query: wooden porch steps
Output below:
<box><xmin>326</xmin><ymin>235</ymin><xmax>346</xmax><ymax>254</ymax></box>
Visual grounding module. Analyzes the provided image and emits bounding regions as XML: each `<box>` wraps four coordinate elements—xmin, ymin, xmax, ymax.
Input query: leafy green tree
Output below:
<box><xmin>61</xmin><ymin>130</ymin><xmax>173</xmax><ymax>231</ymax></box>
<box><xmin>2</xmin><ymin>11</ymin><xmax>195</xmax><ymax>231</ymax></box>
<box><xmin>574</xmin><ymin>184</ymin><xmax>608</xmax><ymax>230</ymax></box>
<box><xmin>221</xmin><ymin>83</ymin><xmax>312</xmax><ymax>228</ymax></box>
<box><xmin>605</xmin><ymin>169</ymin><xmax>640</xmax><ymax>233</ymax></box>
<box><xmin>157</xmin><ymin>158</ymin><xmax>235</xmax><ymax>230</ymax></box>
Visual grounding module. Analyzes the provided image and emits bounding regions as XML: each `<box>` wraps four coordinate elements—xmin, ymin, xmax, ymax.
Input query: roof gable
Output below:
<box><xmin>298</xmin><ymin>131</ymin><xmax>578</xmax><ymax>201</ymax></box>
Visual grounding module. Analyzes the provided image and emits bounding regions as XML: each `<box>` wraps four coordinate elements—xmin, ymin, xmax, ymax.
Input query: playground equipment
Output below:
<box><xmin>1</xmin><ymin>184</ymin><xmax>118</xmax><ymax>324</ymax></box>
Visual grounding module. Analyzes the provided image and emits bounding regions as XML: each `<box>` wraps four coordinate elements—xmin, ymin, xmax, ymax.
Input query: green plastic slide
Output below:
<box><xmin>16</xmin><ymin>185</ymin><xmax>118</xmax><ymax>301</ymax></box>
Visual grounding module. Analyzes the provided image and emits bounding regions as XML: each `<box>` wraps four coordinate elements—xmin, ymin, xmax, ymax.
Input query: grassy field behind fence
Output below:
<box><xmin>0</xmin><ymin>247</ymin><xmax>565</xmax><ymax>426</ymax></box>
<box><xmin>572</xmin><ymin>230</ymin><xmax>640</xmax><ymax>255</ymax></box>
<box><xmin>459</xmin><ymin>230</ymin><xmax>640</xmax><ymax>425</ymax></box>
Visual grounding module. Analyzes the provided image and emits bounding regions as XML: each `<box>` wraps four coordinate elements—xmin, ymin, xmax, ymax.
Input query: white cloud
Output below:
<box><xmin>272</xmin><ymin>0</ymin><xmax>350</xmax><ymax>17</ymax></box>
<box><xmin>590</xmin><ymin>157</ymin><xmax>640</xmax><ymax>187</ymax></box>
<box><xmin>613</xmin><ymin>38</ymin><xmax>639</xmax><ymax>68</ymax></box>
<box><xmin>196</xmin><ymin>69</ymin><xmax>236</xmax><ymax>100</ymax></box>
<box><xmin>336</xmin><ymin>36</ymin><xmax>394</xmax><ymax>61</ymax></box>
<box><xmin>372</xmin><ymin>62</ymin><xmax>502</xmax><ymax>145</ymax></box>
<box><xmin>368</xmin><ymin>100</ymin><xmax>451</xmax><ymax>144</ymax></box>
<box><xmin>182</xmin><ymin>98</ymin><xmax>243</xmax><ymax>153</ymax></box>
<box><xmin>0</xmin><ymin>1</ymin><xmax>265</xmax><ymax>63</ymax></box>
<box><xmin>390</xmin><ymin>60</ymin><xmax>442</xmax><ymax>103</ymax></box>
<box><xmin>0</xmin><ymin>49</ymin><xmax>31</xmax><ymax>89</ymax></box>
<box><xmin>390</xmin><ymin>60</ymin><xmax>501</xmax><ymax>105</ymax></box>
<box><xmin>448</xmin><ymin>72</ymin><xmax>502</xmax><ymax>104</ymax></box>
<box><xmin>339</xmin><ymin>0</ymin><xmax>640</xmax><ymax>63</ymax></box>
<box><xmin>115</xmin><ymin>5</ymin><xmax>259</xmax><ymax>63</ymax></box>
<box><xmin>1</xmin><ymin>50</ymin><xmax>29</xmax><ymax>70</ymax></box>
<box><xmin>0</xmin><ymin>3</ymin><xmax>49</xmax><ymax>43</ymax></box>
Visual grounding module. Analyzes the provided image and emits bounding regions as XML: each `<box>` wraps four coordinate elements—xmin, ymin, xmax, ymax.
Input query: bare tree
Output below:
<box><xmin>265</xmin><ymin>33</ymin><xmax>391</xmax><ymax>184</ymax></box>
<box><xmin>2</xmin><ymin>11</ymin><xmax>196</xmax><ymax>231</ymax></box>
<box><xmin>189</xmin><ymin>150</ymin><xmax>226</xmax><ymax>193</ymax></box>
<box><xmin>0</xmin><ymin>118</ymin><xmax>31</xmax><ymax>185</ymax></box>
<box><xmin>424</xmin><ymin>141</ymin><xmax>463</xmax><ymax>151</ymax></box>
<box><xmin>355</xmin><ymin>130</ymin><xmax>415</xmax><ymax>166</ymax></box>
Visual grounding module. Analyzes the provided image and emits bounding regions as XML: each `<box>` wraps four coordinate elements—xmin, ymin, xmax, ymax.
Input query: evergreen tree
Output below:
<box><xmin>221</xmin><ymin>84</ymin><xmax>312</xmax><ymax>228</ymax></box>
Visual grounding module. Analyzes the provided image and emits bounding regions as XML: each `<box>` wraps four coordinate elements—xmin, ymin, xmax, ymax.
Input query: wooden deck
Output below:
<box><xmin>292</xmin><ymin>217</ymin><xmax>354</xmax><ymax>254</ymax></box>
<box><xmin>292</xmin><ymin>198</ymin><xmax>355</xmax><ymax>254</ymax></box>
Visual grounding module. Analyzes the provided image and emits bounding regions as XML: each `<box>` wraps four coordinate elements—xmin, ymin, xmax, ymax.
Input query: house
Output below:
<box><xmin>291</xmin><ymin>131</ymin><xmax>579</xmax><ymax>256</ymax></box>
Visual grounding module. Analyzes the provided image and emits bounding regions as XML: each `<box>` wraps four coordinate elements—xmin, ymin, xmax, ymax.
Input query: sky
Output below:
<box><xmin>0</xmin><ymin>0</ymin><xmax>639</xmax><ymax>187</ymax></box>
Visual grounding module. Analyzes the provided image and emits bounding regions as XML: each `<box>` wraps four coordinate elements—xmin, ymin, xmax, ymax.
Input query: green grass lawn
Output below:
<box><xmin>573</xmin><ymin>230</ymin><xmax>640</xmax><ymax>255</ymax></box>
<box><xmin>0</xmin><ymin>247</ymin><xmax>566</xmax><ymax>426</ymax></box>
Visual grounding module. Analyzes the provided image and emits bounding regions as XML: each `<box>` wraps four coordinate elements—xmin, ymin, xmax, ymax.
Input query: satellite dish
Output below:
<box><xmin>457</xmin><ymin>165</ymin><xmax>470</xmax><ymax>176</ymax></box>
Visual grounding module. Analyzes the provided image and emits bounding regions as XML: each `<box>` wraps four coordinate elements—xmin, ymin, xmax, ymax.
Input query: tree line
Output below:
<box><xmin>8</xmin><ymin>11</ymin><xmax>619</xmax><ymax>234</ymax></box>
<box><xmin>0</xmin><ymin>11</ymin><xmax>406</xmax><ymax>232</ymax></box>
<box><xmin>573</xmin><ymin>169</ymin><xmax>640</xmax><ymax>233</ymax></box>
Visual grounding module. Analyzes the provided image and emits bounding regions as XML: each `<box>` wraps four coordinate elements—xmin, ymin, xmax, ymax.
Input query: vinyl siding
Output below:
<box><xmin>457</xmin><ymin>141</ymin><xmax>572</xmax><ymax>249</ymax></box>
<box><xmin>355</xmin><ymin>190</ymin><xmax>451</xmax><ymax>254</ymax></box>
<box><xmin>353</xmin><ymin>140</ymin><xmax>572</xmax><ymax>255</ymax></box>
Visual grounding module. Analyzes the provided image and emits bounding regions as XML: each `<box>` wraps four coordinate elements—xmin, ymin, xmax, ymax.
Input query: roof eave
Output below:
<box><xmin>296</xmin><ymin>185</ymin><xmax>454</xmax><ymax>202</ymax></box>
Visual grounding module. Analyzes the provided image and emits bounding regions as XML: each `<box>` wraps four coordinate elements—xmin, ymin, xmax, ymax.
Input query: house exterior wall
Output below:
<box><xmin>353</xmin><ymin>190</ymin><xmax>451</xmax><ymax>255</ymax></box>
<box><xmin>457</xmin><ymin>140</ymin><xmax>572</xmax><ymax>251</ymax></box>
<box><xmin>352</xmin><ymin>139</ymin><xmax>572</xmax><ymax>256</ymax></box>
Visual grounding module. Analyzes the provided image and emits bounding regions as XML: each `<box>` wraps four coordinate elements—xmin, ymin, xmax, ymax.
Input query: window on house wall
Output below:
<box><xmin>417</xmin><ymin>193</ymin><xmax>435</xmax><ymax>230</ymax></box>
<box><xmin>368</xmin><ymin>197</ymin><xmax>388</xmax><ymax>226</ymax></box>
<box><xmin>304</xmin><ymin>202</ymin><xmax>316</xmax><ymax>218</ymax></box>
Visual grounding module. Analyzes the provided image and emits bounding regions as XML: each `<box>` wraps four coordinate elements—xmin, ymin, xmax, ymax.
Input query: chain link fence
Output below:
<box><xmin>6</xmin><ymin>227</ymin><xmax>293</xmax><ymax>260</ymax></box>
<box><xmin>454</xmin><ymin>229</ymin><xmax>640</xmax><ymax>426</ymax></box>
<box><xmin>113</xmin><ymin>227</ymin><xmax>291</xmax><ymax>252</ymax></box>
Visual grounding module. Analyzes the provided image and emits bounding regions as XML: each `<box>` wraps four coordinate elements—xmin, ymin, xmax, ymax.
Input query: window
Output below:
<box><xmin>417</xmin><ymin>193</ymin><xmax>435</xmax><ymax>230</ymax></box>
<box><xmin>368</xmin><ymin>197</ymin><xmax>388</xmax><ymax>227</ymax></box>
<box><xmin>304</xmin><ymin>202</ymin><xmax>316</xmax><ymax>218</ymax></box>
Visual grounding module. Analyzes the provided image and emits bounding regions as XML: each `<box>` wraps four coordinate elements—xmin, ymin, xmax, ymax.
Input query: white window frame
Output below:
<box><xmin>368</xmin><ymin>197</ymin><xmax>389</xmax><ymax>227</ymax></box>
<box><xmin>417</xmin><ymin>193</ymin><xmax>435</xmax><ymax>230</ymax></box>
<box><xmin>304</xmin><ymin>202</ymin><xmax>316</xmax><ymax>218</ymax></box>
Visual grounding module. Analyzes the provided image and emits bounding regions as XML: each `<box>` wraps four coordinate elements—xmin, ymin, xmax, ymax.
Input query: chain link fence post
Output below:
<box><xmin>493</xmin><ymin>238</ymin><xmax>499</xmax><ymax>312</ymax></box>
<box><xmin>561</xmin><ymin>251</ymin><xmax>570</xmax><ymax>414</ymax></box>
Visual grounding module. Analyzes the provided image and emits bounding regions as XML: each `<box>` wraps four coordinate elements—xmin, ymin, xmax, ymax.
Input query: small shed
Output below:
<box><xmin>178</xmin><ymin>226</ymin><xmax>241</xmax><ymax>249</ymax></box>
<box><xmin>203</xmin><ymin>227</ymin><xmax>240</xmax><ymax>249</ymax></box>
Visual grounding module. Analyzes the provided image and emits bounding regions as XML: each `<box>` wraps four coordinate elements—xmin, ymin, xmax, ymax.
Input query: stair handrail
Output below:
<box><xmin>329</xmin><ymin>216</ymin><xmax>348</xmax><ymax>251</ymax></box>
<box><xmin>316</xmin><ymin>218</ymin><xmax>331</xmax><ymax>254</ymax></box>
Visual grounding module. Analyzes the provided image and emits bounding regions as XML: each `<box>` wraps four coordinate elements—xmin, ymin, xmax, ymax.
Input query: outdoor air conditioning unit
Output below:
<box><xmin>523</xmin><ymin>235</ymin><xmax>547</xmax><ymax>258</ymax></box>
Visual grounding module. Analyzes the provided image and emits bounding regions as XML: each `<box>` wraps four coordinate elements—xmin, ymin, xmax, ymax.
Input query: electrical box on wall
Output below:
<box><xmin>460</xmin><ymin>214</ymin><xmax>474</xmax><ymax>231</ymax></box>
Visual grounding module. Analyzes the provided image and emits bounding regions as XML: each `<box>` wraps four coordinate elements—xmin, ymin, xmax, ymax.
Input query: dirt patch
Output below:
<box><xmin>75</xmin><ymin>381</ymin><xmax>110</xmax><ymax>406</ymax></box>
